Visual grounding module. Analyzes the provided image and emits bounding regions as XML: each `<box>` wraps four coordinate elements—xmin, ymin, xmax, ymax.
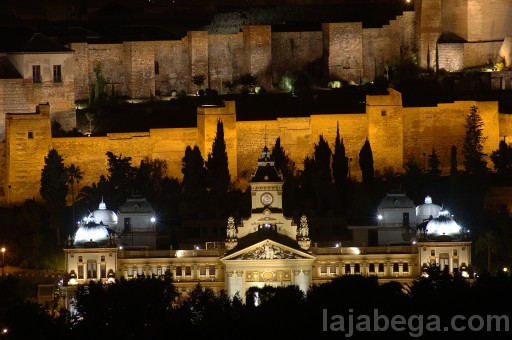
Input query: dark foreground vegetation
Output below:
<box><xmin>1</xmin><ymin>269</ymin><xmax>511</xmax><ymax>339</ymax></box>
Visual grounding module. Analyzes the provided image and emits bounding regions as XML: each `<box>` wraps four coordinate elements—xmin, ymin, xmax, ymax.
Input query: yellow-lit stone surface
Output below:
<box><xmin>2</xmin><ymin>92</ymin><xmax>511</xmax><ymax>206</ymax></box>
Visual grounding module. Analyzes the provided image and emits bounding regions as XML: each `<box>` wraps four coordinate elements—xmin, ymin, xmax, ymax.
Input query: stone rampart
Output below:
<box><xmin>207</xmin><ymin>33</ymin><xmax>244</xmax><ymax>93</ymax></box>
<box><xmin>271</xmin><ymin>31</ymin><xmax>323</xmax><ymax>85</ymax></box>
<box><xmin>154</xmin><ymin>39</ymin><xmax>189</xmax><ymax>95</ymax></box>
<box><xmin>0</xmin><ymin>92</ymin><xmax>508</xmax><ymax>207</ymax></box>
<box><xmin>403</xmin><ymin>101</ymin><xmax>499</xmax><ymax>174</ymax></box>
<box><xmin>322</xmin><ymin>22</ymin><xmax>363</xmax><ymax>83</ymax></box>
<box><xmin>242</xmin><ymin>26</ymin><xmax>272</xmax><ymax>90</ymax></box>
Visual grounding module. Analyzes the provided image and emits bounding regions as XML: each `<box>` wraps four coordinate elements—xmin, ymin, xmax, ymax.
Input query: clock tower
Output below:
<box><xmin>234</xmin><ymin>145</ymin><xmax>298</xmax><ymax>240</ymax></box>
<box><xmin>249</xmin><ymin>146</ymin><xmax>284</xmax><ymax>211</ymax></box>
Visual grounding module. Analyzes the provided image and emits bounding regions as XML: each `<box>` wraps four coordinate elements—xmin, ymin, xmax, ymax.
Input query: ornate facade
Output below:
<box><xmin>60</xmin><ymin>147</ymin><xmax>472</xmax><ymax>309</ymax></box>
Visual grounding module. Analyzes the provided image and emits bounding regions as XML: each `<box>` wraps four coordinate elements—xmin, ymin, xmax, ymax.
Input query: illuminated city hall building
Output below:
<box><xmin>61</xmin><ymin>147</ymin><xmax>472</xmax><ymax>307</ymax></box>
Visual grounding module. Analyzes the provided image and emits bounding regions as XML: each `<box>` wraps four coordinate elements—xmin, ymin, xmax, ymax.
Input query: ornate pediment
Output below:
<box><xmin>223</xmin><ymin>239</ymin><xmax>315</xmax><ymax>261</ymax></box>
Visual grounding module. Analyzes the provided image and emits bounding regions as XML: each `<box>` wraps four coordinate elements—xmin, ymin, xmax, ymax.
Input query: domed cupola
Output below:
<box><xmin>86</xmin><ymin>198</ymin><xmax>118</xmax><ymax>228</ymax></box>
<box><xmin>424</xmin><ymin>213</ymin><xmax>463</xmax><ymax>241</ymax></box>
<box><xmin>416</xmin><ymin>195</ymin><xmax>442</xmax><ymax>223</ymax></box>
<box><xmin>73</xmin><ymin>221</ymin><xmax>111</xmax><ymax>247</ymax></box>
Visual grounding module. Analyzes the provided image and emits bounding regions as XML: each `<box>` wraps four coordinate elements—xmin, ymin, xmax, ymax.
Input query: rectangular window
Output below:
<box><xmin>329</xmin><ymin>264</ymin><xmax>337</xmax><ymax>275</ymax></box>
<box><xmin>175</xmin><ymin>266</ymin><xmax>182</xmax><ymax>277</ymax></box>
<box><xmin>378</xmin><ymin>263</ymin><xmax>385</xmax><ymax>273</ymax></box>
<box><xmin>32</xmin><ymin>65</ymin><xmax>41</xmax><ymax>83</ymax></box>
<box><xmin>431</xmin><ymin>249</ymin><xmax>436</xmax><ymax>256</ymax></box>
<box><xmin>393</xmin><ymin>263</ymin><xmax>399</xmax><ymax>273</ymax></box>
<box><xmin>154</xmin><ymin>61</ymin><xmax>159</xmax><ymax>75</ymax></box>
<box><xmin>28</xmin><ymin>131</ymin><xmax>33</xmax><ymax>139</ymax></box>
<box><xmin>209</xmin><ymin>265</ymin><xmax>216</xmax><ymax>276</ymax></box>
<box><xmin>78</xmin><ymin>256</ymin><xmax>83</xmax><ymax>263</ymax></box>
<box><xmin>320</xmin><ymin>264</ymin><xmax>327</xmax><ymax>274</ymax></box>
<box><xmin>100</xmin><ymin>256</ymin><xmax>105</xmax><ymax>262</ymax></box>
<box><xmin>200</xmin><ymin>266</ymin><xmax>206</xmax><ymax>276</ymax></box>
<box><xmin>369</xmin><ymin>263</ymin><xmax>375</xmax><ymax>273</ymax></box>
<box><xmin>78</xmin><ymin>265</ymin><xmax>84</xmax><ymax>279</ymax></box>
<box><xmin>344</xmin><ymin>264</ymin><xmax>351</xmax><ymax>274</ymax></box>
<box><xmin>124</xmin><ymin>218</ymin><xmax>131</xmax><ymax>232</ymax></box>
<box><xmin>157</xmin><ymin>267</ymin><xmax>162</xmax><ymax>276</ymax></box>
<box><xmin>453</xmin><ymin>249</ymin><xmax>458</xmax><ymax>256</ymax></box>
<box><xmin>53</xmin><ymin>65</ymin><xmax>62</xmax><ymax>83</ymax></box>
<box><xmin>100</xmin><ymin>264</ymin><xmax>106</xmax><ymax>278</ymax></box>
<box><xmin>381</xmin><ymin>110</ymin><xmax>386</xmax><ymax>116</ymax></box>
<box><xmin>185</xmin><ymin>266</ymin><xmax>191</xmax><ymax>276</ymax></box>
<box><xmin>87</xmin><ymin>261</ymin><xmax>97</xmax><ymax>279</ymax></box>
<box><xmin>354</xmin><ymin>264</ymin><xmax>360</xmax><ymax>274</ymax></box>
<box><xmin>403</xmin><ymin>263</ymin><xmax>409</xmax><ymax>272</ymax></box>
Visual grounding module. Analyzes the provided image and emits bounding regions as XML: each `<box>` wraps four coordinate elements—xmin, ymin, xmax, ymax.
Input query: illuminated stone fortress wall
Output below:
<box><xmin>3</xmin><ymin>89</ymin><xmax>512</xmax><ymax>206</ymax></box>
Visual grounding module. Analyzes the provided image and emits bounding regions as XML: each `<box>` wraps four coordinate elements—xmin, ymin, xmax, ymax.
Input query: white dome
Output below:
<box><xmin>87</xmin><ymin>199</ymin><xmax>118</xmax><ymax>227</ymax></box>
<box><xmin>73</xmin><ymin>222</ymin><xmax>110</xmax><ymax>247</ymax></box>
<box><xmin>426</xmin><ymin>216</ymin><xmax>462</xmax><ymax>240</ymax></box>
<box><xmin>416</xmin><ymin>195</ymin><xmax>441</xmax><ymax>221</ymax></box>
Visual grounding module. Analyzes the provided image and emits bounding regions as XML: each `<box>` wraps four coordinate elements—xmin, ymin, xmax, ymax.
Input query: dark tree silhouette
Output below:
<box><xmin>313</xmin><ymin>134</ymin><xmax>332</xmax><ymax>184</ymax></box>
<box><xmin>462</xmin><ymin>106</ymin><xmax>488</xmax><ymax>175</ymax></box>
<box><xmin>135</xmin><ymin>158</ymin><xmax>169</xmax><ymax>195</ymax></box>
<box><xmin>66</xmin><ymin>164</ymin><xmax>84</xmax><ymax>228</ymax></box>
<box><xmin>450</xmin><ymin>145</ymin><xmax>458</xmax><ymax>176</ymax></box>
<box><xmin>207</xmin><ymin>120</ymin><xmax>231</xmax><ymax>206</ymax></box>
<box><xmin>181</xmin><ymin>146</ymin><xmax>208</xmax><ymax>216</ymax></box>
<box><xmin>427</xmin><ymin>147</ymin><xmax>441</xmax><ymax>177</ymax></box>
<box><xmin>271</xmin><ymin>137</ymin><xmax>295</xmax><ymax>180</ymax></box>
<box><xmin>358</xmin><ymin>138</ymin><xmax>374</xmax><ymax>183</ymax></box>
<box><xmin>490</xmin><ymin>139</ymin><xmax>512</xmax><ymax>175</ymax></box>
<box><xmin>40</xmin><ymin>148</ymin><xmax>68</xmax><ymax>244</ymax></box>
<box><xmin>332</xmin><ymin>122</ymin><xmax>348</xmax><ymax>185</ymax></box>
<box><xmin>105</xmin><ymin>151</ymin><xmax>136</xmax><ymax>207</ymax></box>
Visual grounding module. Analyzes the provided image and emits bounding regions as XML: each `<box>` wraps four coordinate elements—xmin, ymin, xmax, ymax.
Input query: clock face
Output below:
<box><xmin>260</xmin><ymin>193</ymin><xmax>273</xmax><ymax>206</ymax></box>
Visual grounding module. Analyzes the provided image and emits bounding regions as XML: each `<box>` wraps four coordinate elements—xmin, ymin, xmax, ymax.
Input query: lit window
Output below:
<box><xmin>369</xmin><ymin>263</ymin><xmax>375</xmax><ymax>273</ymax></box>
<box><xmin>87</xmin><ymin>261</ymin><xmax>97</xmax><ymax>279</ymax></box>
<box><xmin>378</xmin><ymin>263</ymin><xmax>385</xmax><ymax>273</ymax></box>
<box><xmin>32</xmin><ymin>65</ymin><xmax>41</xmax><ymax>83</ymax></box>
<box><xmin>53</xmin><ymin>65</ymin><xmax>62</xmax><ymax>83</ymax></box>
<box><xmin>393</xmin><ymin>263</ymin><xmax>399</xmax><ymax>273</ymax></box>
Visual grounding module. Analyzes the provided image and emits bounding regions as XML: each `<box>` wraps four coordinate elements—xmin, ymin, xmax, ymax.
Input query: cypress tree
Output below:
<box><xmin>332</xmin><ymin>122</ymin><xmax>348</xmax><ymax>185</ymax></box>
<box><xmin>207</xmin><ymin>119</ymin><xmax>231</xmax><ymax>195</ymax></box>
<box><xmin>428</xmin><ymin>147</ymin><xmax>441</xmax><ymax>177</ymax></box>
<box><xmin>40</xmin><ymin>148</ymin><xmax>68</xmax><ymax>244</ymax></box>
<box><xmin>358</xmin><ymin>138</ymin><xmax>374</xmax><ymax>183</ymax></box>
<box><xmin>462</xmin><ymin>106</ymin><xmax>488</xmax><ymax>175</ymax></box>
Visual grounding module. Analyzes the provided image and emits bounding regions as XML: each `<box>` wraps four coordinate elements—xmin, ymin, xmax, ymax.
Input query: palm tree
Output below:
<box><xmin>67</xmin><ymin>164</ymin><xmax>84</xmax><ymax>227</ymax></box>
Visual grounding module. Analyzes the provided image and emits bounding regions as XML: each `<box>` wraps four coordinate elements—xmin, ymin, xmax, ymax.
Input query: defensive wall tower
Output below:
<box><xmin>197</xmin><ymin>101</ymin><xmax>238</xmax><ymax>181</ymax></box>
<box><xmin>366</xmin><ymin>88</ymin><xmax>404</xmax><ymax>173</ymax></box>
<box><xmin>5</xmin><ymin>104</ymin><xmax>52</xmax><ymax>205</ymax></box>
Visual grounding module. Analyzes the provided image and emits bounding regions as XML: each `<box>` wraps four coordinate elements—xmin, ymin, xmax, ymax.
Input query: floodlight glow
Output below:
<box><xmin>150</xmin><ymin>217</ymin><xmax>156</xmax><ymax>223</ymax></box>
